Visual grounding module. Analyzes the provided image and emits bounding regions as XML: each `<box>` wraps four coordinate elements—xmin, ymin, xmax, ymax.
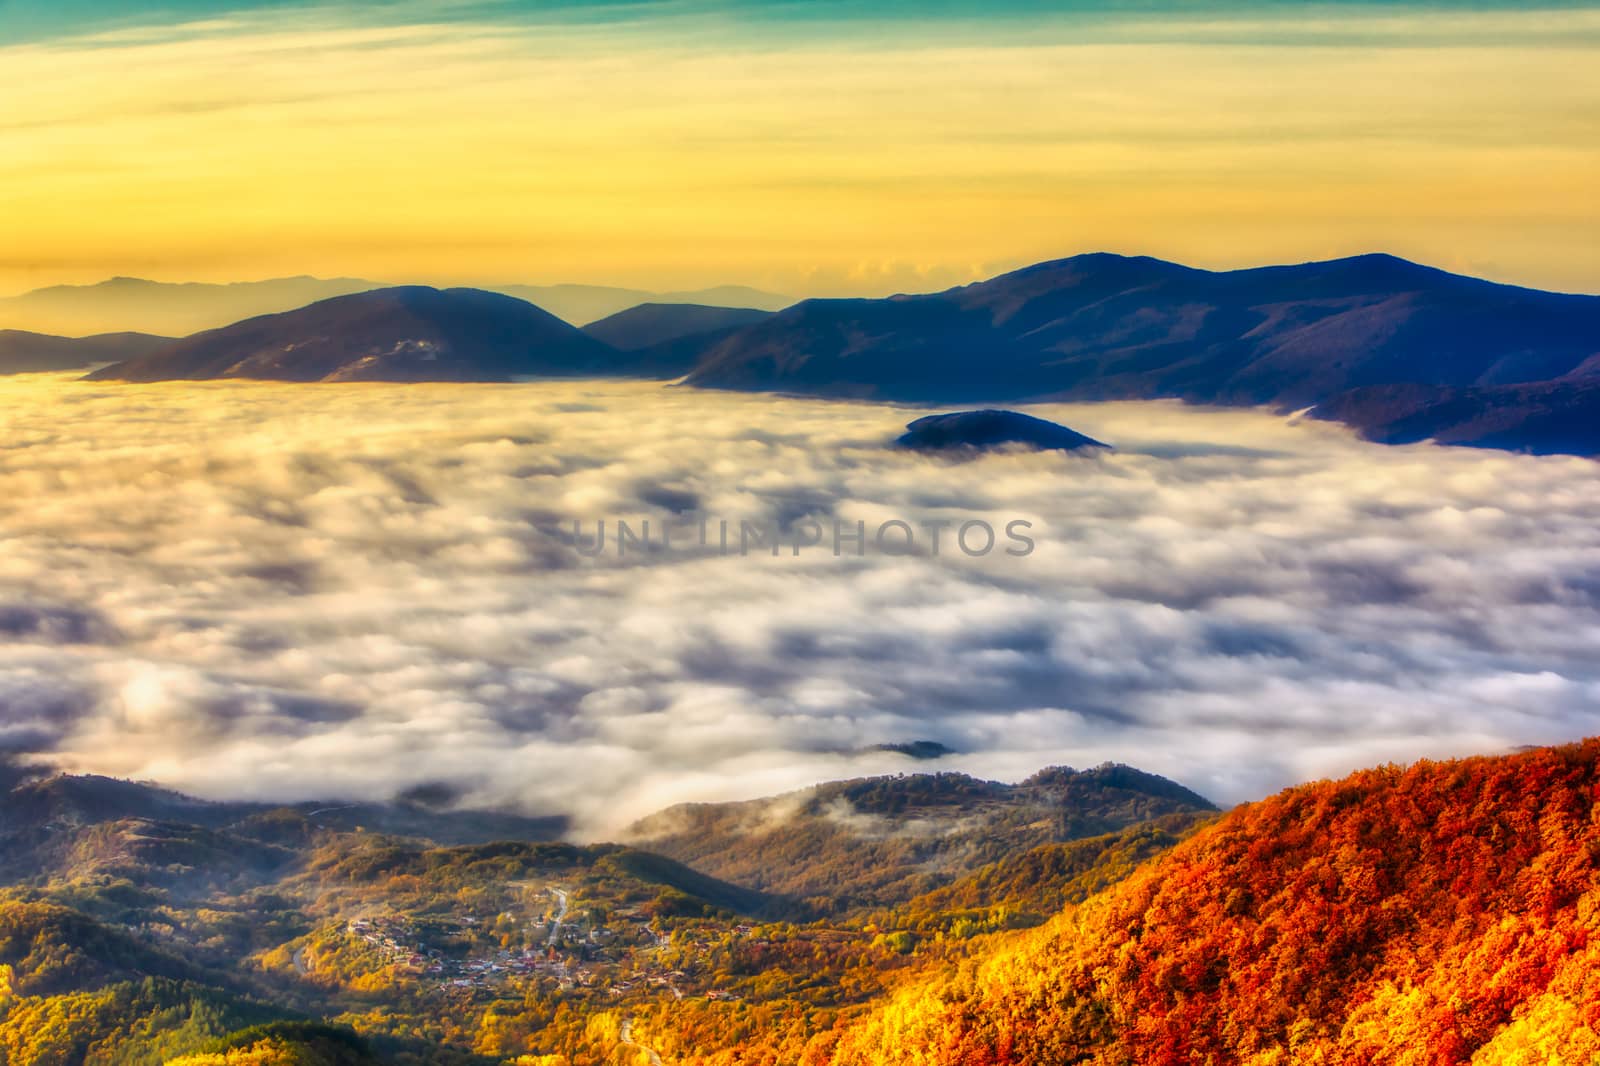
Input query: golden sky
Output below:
<box><xmin>2</xmin><ymin>4</ymin><xmax>1598</xmax><ymax>297</ymax></box>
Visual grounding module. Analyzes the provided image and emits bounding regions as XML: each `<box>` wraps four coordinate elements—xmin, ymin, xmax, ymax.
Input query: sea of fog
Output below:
<box><xmin>2</xmin><ymin>372</ymin><xmax>1598</xmax><ymax>835</ymax></box>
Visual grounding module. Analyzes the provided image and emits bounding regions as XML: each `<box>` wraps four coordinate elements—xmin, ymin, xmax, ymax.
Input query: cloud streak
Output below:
<box><xmin>1</xmin><ymin>373</ymin><xmax>1599</xmax><ymax>834</ymax></box>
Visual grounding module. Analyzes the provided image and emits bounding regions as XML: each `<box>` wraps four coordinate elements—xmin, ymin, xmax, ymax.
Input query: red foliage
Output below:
<box><xmin>830</xmin><ymin>739</ymin><xmax>1600</xmax><ymax>1064</ymax></box>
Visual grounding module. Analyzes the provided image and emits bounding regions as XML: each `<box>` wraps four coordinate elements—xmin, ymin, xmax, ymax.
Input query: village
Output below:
<box><xmin>341</xmin><ymin>888</ymin><xmax>752</xmax><ymax>1004</ymax></box>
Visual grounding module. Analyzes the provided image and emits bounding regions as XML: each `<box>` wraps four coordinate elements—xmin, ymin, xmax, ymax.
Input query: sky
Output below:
<box><xmin>1</xmin><ymin>0</ymin><xmax>1598</xmax><ymax>298</ymax></box>
<box><xmin>3</xmin><ymin>373</ymin><xmax>1599</xmax><ymax>833</ymax></box>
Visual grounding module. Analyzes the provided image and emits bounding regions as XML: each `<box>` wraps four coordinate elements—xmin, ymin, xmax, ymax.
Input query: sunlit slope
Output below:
<box><xmin>624</xmin><ymin>766</ymin><xmax>1216</xmax><ymax>910</ymax></box>
<box><xmin>827</xmin><ymin>740</ymin><xmax>1600</xmax><ymax>1065</ymax></box>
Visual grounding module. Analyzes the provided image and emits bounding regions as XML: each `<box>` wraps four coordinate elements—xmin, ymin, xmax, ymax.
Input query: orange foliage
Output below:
<box><xmin>828</xmin><ymin>740</ymin><xmax>1600</xmax><ymax>1065</ymax></box>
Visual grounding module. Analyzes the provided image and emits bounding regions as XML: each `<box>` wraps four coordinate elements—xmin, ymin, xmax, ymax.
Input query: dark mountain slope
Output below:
<box><xmin>684</xmin><ymin>293</ymin><xmax>1030</xmax><ymax>400</ymax></box>
<box><xmin>1314</xmin><ymin>378</ymin><xmax>1600</xmax><ymax>456</ymax></box>
<box><xmin>577</xmin><ymin>302</ymin><xmax>776</xmax><ymax>377</ymax></box>
<box><xmin>580</xmin><ymin>303</ymin><xmax>774</xmax><ymax>350</ymax></box>
<box><xmin>0</xmin><ymin>329</ymin><xmax>172</xmax><ymax>373</ymax></box>
<box><xmin>86</xmin><ymin>287</ymin><xmax>618</xmax><ymax>383</ymax></box>
<box><xmin>681</xmin><ymin>253</ymin><xmax>1600</xmax><ymax>453</ymax></box>
<box><xmin>829</xmin><ymin>738</ymin><xmax>1600</xmax><ymax>1065</ymax></box>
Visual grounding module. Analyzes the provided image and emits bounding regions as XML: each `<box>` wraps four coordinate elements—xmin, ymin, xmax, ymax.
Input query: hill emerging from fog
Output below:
<box><xmin>86</xmin><ymin>287</ymin><xmax>621</xmax><ymax>383</ymax></box>
<box><xmin>623</xmin><ymin>764</ymin><xmax>1216</xmax><ymax>909</ymax></box>
<box><xmin>896</xmin><ymin>409</ymin><xmax>1110</xmax><ymax>453</ymax></box>
<box><xmin>679</xmin><ymin>253</ymin><xmax>1600</xmax><ymax>454</ymax></box>
<box><xmin>0</xmin><ymin>329</ymin><xmax>172</xmax><ymax>373</ymax></box>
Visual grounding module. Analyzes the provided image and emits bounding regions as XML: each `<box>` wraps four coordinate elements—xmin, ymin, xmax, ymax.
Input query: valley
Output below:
<box><xmin>4</xmin><ymin>740</ymin><xmax>1599</xmax><ymax>1063</ymax></box>
<box><xmin>0</xmin><ymin>760</ymin><xmax>1217</xmax><ymax>1063</ymax></box>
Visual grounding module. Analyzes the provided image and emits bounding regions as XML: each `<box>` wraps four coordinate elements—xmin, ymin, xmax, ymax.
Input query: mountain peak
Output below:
<box><xmin>1303</xmin><ymin>250</ymin><xmax>1440</xmax><ymax>277</ymax></box>
<box><xmin>991</xmin><ymin>251</ymin><xmax>1196</xmax><ymax>285</ymax></box>
<box><xmin>87</xmin><ymin>285</ymin><xmax>617</xmax><ymax>383</ymax></box>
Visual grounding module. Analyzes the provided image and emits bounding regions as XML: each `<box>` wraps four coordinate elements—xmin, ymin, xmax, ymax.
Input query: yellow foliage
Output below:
<box><xmin>1471</xmin><ymin>993</ymin><xmax>1600</xmax><ymax>1065</ymax></box>
<box><xmin>167</xmin><ymin>1040</ymin><xmax>301</xmax><ymax>1065</ymax></box>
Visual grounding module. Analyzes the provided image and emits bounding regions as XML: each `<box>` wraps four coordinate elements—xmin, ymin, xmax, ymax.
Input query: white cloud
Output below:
<box><xmin>1</xmin><ymin>372</ymin><xmax>1598</xmax><ymax>835</ymax></box>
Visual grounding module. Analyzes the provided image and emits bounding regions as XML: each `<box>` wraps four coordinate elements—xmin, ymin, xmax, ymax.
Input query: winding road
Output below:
<box><xmin>547</xmin><ymin>887</ymin><xmax>569</xmax><ymax>947</ymax></box>
<box><xmin>620</xmin><ymin>1019</ymin><xmax>664</xmax><ymax>1066</ymax></box>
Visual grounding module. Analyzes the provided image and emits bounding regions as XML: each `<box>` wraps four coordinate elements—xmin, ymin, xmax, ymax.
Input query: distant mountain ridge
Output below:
<box><xmin>0</xmin><ymin>276</ymin><xmax>383</xmax><ymax>338</ymax></box>
<box><xmin>677</xmin><ymin>252</ymin><xmax>1600</xmax><ymax>454</ymax></box>
<box><xmin>0</xmin><ymin>328</ymin><xmax>172</xmax><ymax>374</ymax></box>
<box><xmin>0</xmin><ymin>275</ymin><xmax>791</xmax><ymax>335</ymax></box>
<box><xmin>31</xmin><ymin>252</ymin><xmax>1600</xmax><ymax>455</ymax></box>
<box><xmin>501</xmin><ymin>284</ymin><xmax>791</xmax><ymax>325</ymax></box>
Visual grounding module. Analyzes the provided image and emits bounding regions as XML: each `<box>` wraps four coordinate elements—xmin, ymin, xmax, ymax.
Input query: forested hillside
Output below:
<box><xmin>3</xmin><ymin>744</ymin><xmax>1597</xmax><ymax>1064</ymax></box>
<box><xmin>0</xmin><ymin>762</ymin><xmax>1208</xmax><ymax>1064</ymax></box>
<box><xmin>824</xmin><ymin>740</ymin><xmax>1600</xmax><ymax>1065</ymax></box>
<box><xmin>624</xmin><ymin>765</ymin><xmax>1216</xmax><ymax>908</ymax></box>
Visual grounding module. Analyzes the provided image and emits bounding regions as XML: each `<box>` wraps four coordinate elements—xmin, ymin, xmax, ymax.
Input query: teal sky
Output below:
<box><xmin>8</xmin><ymin>0</ymin><xmax>1600</xmax><ymax>44</ymax></box>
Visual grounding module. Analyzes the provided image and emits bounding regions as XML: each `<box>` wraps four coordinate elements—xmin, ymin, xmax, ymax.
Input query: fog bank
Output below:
<box><xmin>1</xmin><ymin>373</ymin><xmax>1597</xmax><ymax>834</ymax></box>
